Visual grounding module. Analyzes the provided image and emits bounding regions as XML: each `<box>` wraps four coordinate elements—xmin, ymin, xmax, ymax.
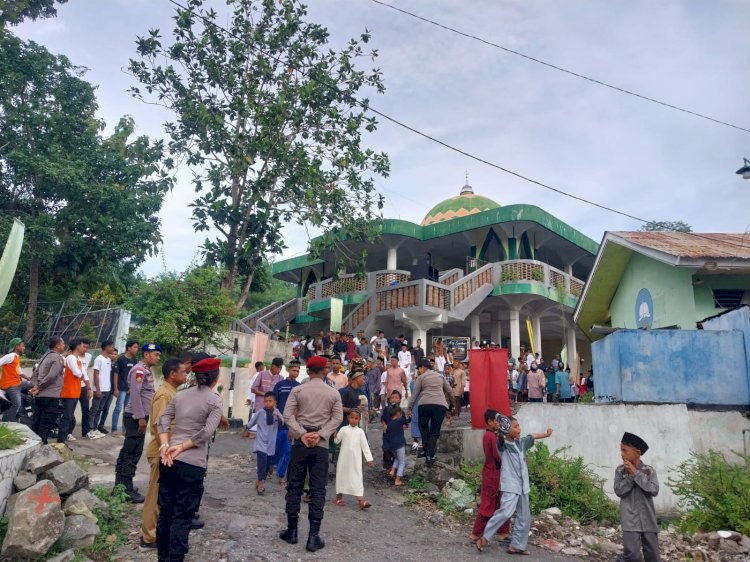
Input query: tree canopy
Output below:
<box><xmin>126</xmin><ymin>266</ymin><xmax>236</xmax><ymax>356</ymax></box>
<box><xmin>0</xmin><ymin>0</ymin><xmax>68</xmax><ymax>26</ymax></box>
<box><xmin>129</xmin><ymin>0</ymin><xmax>389</xmax><ymax>310</ymax></box>
<box><xmin>640</xmin><ymin>220</ymin><xmax>693</xmax><ymax>233</ymax></box>
<box><xmin>0</xmin><ymin>32</ymin><xmax>173</xmax><ymax>342</ymax></box>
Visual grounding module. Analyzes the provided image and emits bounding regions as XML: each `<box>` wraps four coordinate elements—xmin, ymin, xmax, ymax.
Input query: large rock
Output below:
<box><xmin>12</xmin><ymin>471</ymin><xmax>37</xmax><ymax>491</ymax></box>
<box><xmin>63</xmin><ymin>488</ymin><xmax>106</xmax><ymax>515</ymax></box>
<box><xmin>440</xmin><ymin>478</ymin><xmax>475</xmax><ymax>509</ymax></box>
<box><xmin>62</xmin><ymin>514</ymin><xmax>100</xmax><ymax>548</ymax></box>
<box><xmin>1</xmin><ymin>479</ymin><xmax>65</xmax><ymax>559</ymax></box>
<box><xmin>44</xmin><ymin>460</ymin><xmax>88</xmax><ymax>496</ymax></box>
<box><xmin>48</xmin><ymin>442</ymin><xmax>74</xmax><ymax>462</ymax></box>
<box><xmin>47</xmin><ymin>549</ymin><xmax>76</xmax><ymax>562</ymax></box>
<box><xmin>25</xmin><ymin>444</ymin><xmax>64</xmax><ymax>475</ymax></box>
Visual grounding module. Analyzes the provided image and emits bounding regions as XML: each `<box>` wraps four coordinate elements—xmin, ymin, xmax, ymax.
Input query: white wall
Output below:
<box><xmin>460</xmin><ymin>403</ymin><xmax>750</xmax><ymax>514</ymax></box>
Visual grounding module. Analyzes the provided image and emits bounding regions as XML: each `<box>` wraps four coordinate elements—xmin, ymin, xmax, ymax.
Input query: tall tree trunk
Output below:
<box><xmin>23</xmin><ymin>255</ymin><xmax>39</xmax><ymax>342</ymax></box>
<box><xmin>235</xmin><ymin>267</ymin><xmax>255</xmax><ymax>311</ymax></box>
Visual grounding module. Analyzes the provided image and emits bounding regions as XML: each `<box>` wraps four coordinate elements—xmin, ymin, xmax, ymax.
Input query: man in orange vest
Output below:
<box><xmin>59</xmin><ymin>339</ymin><xmax>87</xmax><ymax>443</ymax></box>
<box><xmin>0</xmin><ymin>337</ymin><xmax>29</xmax><ymax>422</ymax></box>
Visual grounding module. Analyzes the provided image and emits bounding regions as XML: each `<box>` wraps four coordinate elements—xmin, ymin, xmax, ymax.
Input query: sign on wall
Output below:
<box><xmin>635</xmin><ymin>288</ymin><xmax>654</xmax><ymax>329</ymax></box>
<box><xmin>444</xmin><ymin>337</ymin><xmax>471</xmax><ymax>361</ymax></box>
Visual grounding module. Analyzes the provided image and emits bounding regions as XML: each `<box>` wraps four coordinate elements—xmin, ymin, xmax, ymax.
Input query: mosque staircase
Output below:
<box><xmin>234</xmin><ymin>298</ymin><xmax>305</xmax><ymax>335</ymax></box>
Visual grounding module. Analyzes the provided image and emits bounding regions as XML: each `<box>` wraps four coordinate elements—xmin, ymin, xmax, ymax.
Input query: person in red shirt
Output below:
<box><xmin>470</xmin><ymin>409</ymin><xmax>511</xmax><ymax>541</ymax></box>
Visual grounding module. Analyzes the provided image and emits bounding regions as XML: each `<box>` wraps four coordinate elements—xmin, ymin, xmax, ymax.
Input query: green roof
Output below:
<box><xmin>422</xmin><ymin>193</ymin><xmax>500</xmax><ymax>226</ymax></box>
<box><xmin>272</xmin><ymin>203</ymin><xmax>599</xmax><ymax>276</ymax></box>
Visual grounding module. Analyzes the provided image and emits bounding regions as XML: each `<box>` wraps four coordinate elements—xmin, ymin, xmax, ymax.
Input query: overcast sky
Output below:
<box><xmin>15</xmin><ymin>0</ymin><xmax>750</xmax><ymax>277</ymax></box>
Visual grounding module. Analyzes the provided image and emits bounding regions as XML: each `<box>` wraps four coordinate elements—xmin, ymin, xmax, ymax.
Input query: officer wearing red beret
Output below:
<box><xmin>279</xmin><ymin>355</ymin><xmax>343</xmax><ymax>552</ymax></box>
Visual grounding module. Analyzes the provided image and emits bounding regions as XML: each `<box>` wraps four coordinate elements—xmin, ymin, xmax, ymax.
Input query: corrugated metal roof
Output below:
<box><xmin>611</xmin><ymin>231</ymin><xmax>750</xmax><ymax>260</ymax></box>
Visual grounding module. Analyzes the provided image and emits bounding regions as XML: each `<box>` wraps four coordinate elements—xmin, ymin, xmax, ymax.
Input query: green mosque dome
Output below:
<box><xmin>421</xmin><ymin>181</ymin><xmax>500</xmax><ymax>226</ymax></box>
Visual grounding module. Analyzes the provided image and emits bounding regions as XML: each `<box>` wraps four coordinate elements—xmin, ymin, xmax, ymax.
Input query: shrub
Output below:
<box><xmin>0</xmin><ymin>424</ymin><xmax>25</xmax><ymax>449</ymax></box>
<box><xmin>668</xmin><ymin>450</ymin><xmax>750</xmax><ymax>536</ymax></box>
<box><xmin>527</xmin><ymin>443</ymin><xmax>619</xmax><ymax>524</ymax></box>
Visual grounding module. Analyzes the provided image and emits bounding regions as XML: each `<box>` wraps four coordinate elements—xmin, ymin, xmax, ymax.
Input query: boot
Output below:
<box><xmin>190</xmin><ymin>514</ymin><xmax>205</xmax><ymax>530</ymax></box>
<box><xmin>122</xmin><ymin>477</ymin><xmax>145</xmax><ymax>503</ymax></box>
<box><xmin>279</xmin><ymin>514</ymin><xmax>298</xmax><ymax>544</ymax></box>
<box><xmin>305</xmin><ymin>519</ymin><xmax>325</xmax><ymax>552</ymax></box>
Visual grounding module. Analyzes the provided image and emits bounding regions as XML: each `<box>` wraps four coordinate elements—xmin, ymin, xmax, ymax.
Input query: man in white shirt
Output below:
<box><xmin>74</xmin><ymin>339</ymin><xmax>98</xmax><ymax>440</ymax></box>
<box><xmin>397</xmin><ymin>343</ymin><xmax>412</xmax><ymax>376</ymax></box>
<box><xmin>89</xmin><ymin>340</ymin><xmax>114</xmax><ymax>437</ymax></box>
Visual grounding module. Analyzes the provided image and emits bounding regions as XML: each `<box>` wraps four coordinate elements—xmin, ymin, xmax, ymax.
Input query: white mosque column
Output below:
<box><xmin>509</xmin><ymin>308</ymin><xmax>521</xmax><ymax>360</ymax></box>
<box><xmin>470</xmin><ymin>314</ymin><xmax>481</xmax><ymax>344</ymax></box>
<box><xmin>491</xmin><ymin>317</ymin><xmax>502</xmax><ymax>346</ymax></box>
<box><xmin>566</xmin><ymin>320</ymin><xmax>578</xmax><ymax>373</ymax></box>
<box><xmin>532</xmin><ymin>314</ymin><xmax>542</xmax><ymax>357</ymax></box>
<box><xmin>387</xmin><ymin>246</ymin><xmax>398</xmax><ymax>270</ymax></box>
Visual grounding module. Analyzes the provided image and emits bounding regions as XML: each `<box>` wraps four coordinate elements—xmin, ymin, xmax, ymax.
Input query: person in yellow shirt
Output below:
<box><xmin>140</xmin><ymin>358</ymin><xmax>187</xmax><ymax>550</ymax></box>
<box><xmin>0</xmin><ymin>338</ymin><xmax>29</xmax><ymax>422</ymax></box>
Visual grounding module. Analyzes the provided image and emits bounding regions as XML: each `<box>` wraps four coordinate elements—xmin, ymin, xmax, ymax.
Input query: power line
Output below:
<box><xmin>161</xmin><ymin>0</ymin><xmax>750</xmax><ymax>253</ymax></box>
<box><xmin>370</xmin><ymin>0</ymin><xmax>750</xmax><ymax>135</ymax></box>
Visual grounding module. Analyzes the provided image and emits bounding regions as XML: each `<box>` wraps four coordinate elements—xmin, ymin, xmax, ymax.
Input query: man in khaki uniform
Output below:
<box><xmin>140</xmin><ymin>358</ymin><xmax>186</xmax><ymax>549</ymax></box>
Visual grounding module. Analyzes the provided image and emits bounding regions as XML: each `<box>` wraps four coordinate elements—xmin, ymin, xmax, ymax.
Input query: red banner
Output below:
<box><xmin>469</xmin><ymin>348</ymin><xmax>510</xmax><ymax>429</ymax></box>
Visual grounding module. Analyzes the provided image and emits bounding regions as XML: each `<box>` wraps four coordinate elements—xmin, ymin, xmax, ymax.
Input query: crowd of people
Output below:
<box><xmin>0</xmin><ymin>331</ymin><xmax>661</xmax><ymax>562</ymax></box>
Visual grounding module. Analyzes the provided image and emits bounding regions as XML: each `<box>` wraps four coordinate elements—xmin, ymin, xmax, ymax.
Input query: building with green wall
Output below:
<box><xmin>574</xmin><ymin>231</ymin><xmax>750</xmax><ymax>341</ymax></box>
<box><xmin>240</xmin><ymin>181</ymin><xmax>599</xmax><ymax>364</ymax></box>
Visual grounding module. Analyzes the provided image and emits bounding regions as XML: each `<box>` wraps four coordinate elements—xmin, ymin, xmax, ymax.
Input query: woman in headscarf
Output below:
<box><xmin>156</xmin><ymin>356</ymin><xmax>223</xmax><ymax>562</ymax></box>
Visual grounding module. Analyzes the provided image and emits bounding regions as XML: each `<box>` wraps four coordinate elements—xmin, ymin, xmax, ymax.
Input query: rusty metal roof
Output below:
<box><xmin>610</xmin><ymin>231</ymin><xmax>750</xmax><ymax>260</ymax></box>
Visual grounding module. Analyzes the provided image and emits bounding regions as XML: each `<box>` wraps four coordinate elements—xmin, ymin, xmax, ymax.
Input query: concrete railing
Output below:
<box><xmin>498</xmin><ymin>259</ymin><xmax>584</xmax><ymax>299</ymax></box>
<box><xmin>306</xmin><ymin>269</ymin><xmax>411</xmax><ymax>302</ymax></box>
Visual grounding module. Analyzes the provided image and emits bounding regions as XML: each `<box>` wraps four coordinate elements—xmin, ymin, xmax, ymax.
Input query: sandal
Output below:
<box><xmin>476</xmin><ymin>537</ymin><xmax>489</xmax><ymax>552</ymax></box>
<box><xmin>303</xmin><ymin>494</ymin><xmax>311</xmax><ymax>503</ymax></box>
<box><xmin>507</xmin><ymin>547</ymin><xmax>530</xmax><ymax>555</ymax></box>
<box><xmin>332</xmin><ymin>499</ymin><xmax>345</xmax><ymax>507</ymax></box>
<box><xmin>358</xmin><ymin>500</ymin><xmax>372</xmax><ymax>510</ymax></box>
<box><xmin>279</xmin><ymin>478</ymin><xmax>286</xmax><ymax>488</ymax></box>
<box><xmin>256</xmin><ymin>484</ymin><xmax>265</xmax><ymax>495</ymax></box>
<box><xmin>468</xmin><ymin>534</ymin><xmax>480</xmax><ymax>541</ymax></box>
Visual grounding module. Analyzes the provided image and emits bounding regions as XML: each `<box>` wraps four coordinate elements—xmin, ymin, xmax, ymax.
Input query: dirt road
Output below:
<box><xmin>65</xmin><ymin>426</ymin><xmax>583</xmax><ymax>562</ymax></box>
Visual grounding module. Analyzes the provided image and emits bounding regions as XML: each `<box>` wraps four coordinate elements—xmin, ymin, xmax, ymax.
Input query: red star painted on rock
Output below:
<box><xmin>27</xmin><ymin>483</ymin><xmax>60</xmax><ymax>514</ymax></box>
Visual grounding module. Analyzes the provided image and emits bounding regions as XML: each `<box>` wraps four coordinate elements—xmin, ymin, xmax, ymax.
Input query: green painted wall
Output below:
<box><xmin>694</xmin><ymin>275</ymin><xmax>750</xmax><ymax>321</ymax></box>
<box><xmin>610</xmin><ymin>253</ymin><xmax>697</xmax><ymax>330</ymax></box>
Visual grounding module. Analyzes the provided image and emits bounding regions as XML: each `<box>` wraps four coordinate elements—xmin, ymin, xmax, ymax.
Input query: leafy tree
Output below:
<box><xmin>0</xmin><ymin>33</ymin><xmax>173</xmax><ymax>341</ymax></box>
<box><xmin>640</xmin><ymin>220</ymin><xmax>692</xmax><ymax>233</ymax></box>
<box><xmin>129</xmin><ymin>0</ymin><xmax>389</xmax><ymax>310</ymax></box>
<box><xmin>0</xmin><ymin>0</ymin><xmax>68</xmax><ymax>26</ymax></box>
<box><xmin>126</xmin><ymin>266</ymin><xmax>236</xmax><ymax>355</ymax></box>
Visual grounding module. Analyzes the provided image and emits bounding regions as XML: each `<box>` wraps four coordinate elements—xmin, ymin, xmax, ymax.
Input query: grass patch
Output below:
<box><xmin>0</xmin><ymin>424</ymin><xmax>25</xmax><ymax>449</ymax></box>
<box><xmin>407</xmin><ymin>472</ymin><xmax>427</xmax><ymax>491</ymax></box>
<box><xmin>0</xmin><ymin>516</ymin><xmax>7</xmax><ymax>544</ymax></box>
<box><xmin>86</xmin><ymin>485</ymin><xmax>131</xmax><ymax>559</ymax></box>
<box><xmin>668</xmin><ymin>450</ymin><xmax>750</xmax><ymax>535</ymax></box>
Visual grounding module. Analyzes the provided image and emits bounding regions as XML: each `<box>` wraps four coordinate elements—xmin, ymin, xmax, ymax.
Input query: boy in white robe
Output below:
<box><xmin>332</xmin><ymin>410</ymin><xmax>374</xmax><ymax>510</ymax></box>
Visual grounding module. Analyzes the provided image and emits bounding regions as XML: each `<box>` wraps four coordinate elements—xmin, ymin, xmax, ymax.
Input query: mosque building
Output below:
<box><xmin>244</xmin><ymin>180</ymin><xmax>599</xmax><ymax>363</ymax></box>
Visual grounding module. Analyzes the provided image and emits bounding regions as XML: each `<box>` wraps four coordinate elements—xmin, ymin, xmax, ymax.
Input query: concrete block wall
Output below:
<box><xmin>591</xmin><ymin>329</ymin><xmax>750</xmax><ymax>406</ymax></box>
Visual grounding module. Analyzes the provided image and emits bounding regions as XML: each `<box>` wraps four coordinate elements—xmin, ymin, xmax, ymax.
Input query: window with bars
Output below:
<box><xmin>712</xmin><ymin>289</ymin><xmax>745</xmax><ymax>309</ymax></box>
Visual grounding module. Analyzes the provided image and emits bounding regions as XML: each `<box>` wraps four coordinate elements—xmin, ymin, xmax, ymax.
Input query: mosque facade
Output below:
<box><xmin>245</xmin><ymin>181</ymin><xmax>599</xmax><ymax>364</ymax></box>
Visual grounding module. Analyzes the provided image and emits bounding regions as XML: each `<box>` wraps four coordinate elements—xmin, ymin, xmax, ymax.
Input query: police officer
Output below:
<box><xmin>280</xmin><ymin>355</ymin><xmax>342</xmax><ymax>552</ymax></box>
<box><xmin>115</xmin><ymin>343</ymin><xmax>161</xmax><ymax>502</ymax></box>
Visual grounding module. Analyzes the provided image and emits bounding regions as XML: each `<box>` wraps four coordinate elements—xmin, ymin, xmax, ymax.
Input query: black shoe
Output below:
<box><xmin>97</xmin><ymin>426</ymin><xmax>109</xmax><ymax>434</ymax></box>
<box><xmin>279</xmin><ymin>514</ymin><xmax>298</xmax><ymax>544</ymax></box>
<box><xmin>140</xmin><ymin>538</ymin><xmax>157</xmax><ymax>549</ymax></box>
<box><xmin>190</xmin><ymin>517</ymin><xmax>205</xmax><ymax>530</ymax></box>
<box><xmin>126</xmin><ymin>488</ymin><xmax>145</xmax><ymax>503</ymax></box>
<box><xmin>426</xmin><ymin>458</ymin><xmax>435</xmax><ymax>468</ymax></box>
<box><xmin>417</xmin><ymin>450</ymin><xmax>427</xmax><ymax>458</ymax></box>
<box><xmin>305</xmin><ymin>519</ymin><xmax>325</xmax><ymax>552</ymax></box>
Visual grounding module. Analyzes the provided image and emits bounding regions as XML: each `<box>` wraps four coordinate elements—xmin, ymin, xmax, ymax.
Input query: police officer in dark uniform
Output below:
<box><xmin>115</xmin><ymin>343</ymin><xmax>161</xmax><ymax>502</ymax></box>
<box><xmin>280</xmin><ymin>355</ymin><xmax>342</xmax><ymax>552</ymax></box>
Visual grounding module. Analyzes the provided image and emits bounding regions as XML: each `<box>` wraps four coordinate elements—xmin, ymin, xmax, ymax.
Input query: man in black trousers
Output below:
<box><xmin>280</xmin><ymin>355</ymin><xmax>342</xmax><ymax>552</ymax></box>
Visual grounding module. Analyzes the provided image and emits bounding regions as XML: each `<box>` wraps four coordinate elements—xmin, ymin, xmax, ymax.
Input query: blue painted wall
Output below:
<box><xmin>592</xmin><ymin>329</ymin><xmax>749</xmax><ymax>406</ymax></box>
